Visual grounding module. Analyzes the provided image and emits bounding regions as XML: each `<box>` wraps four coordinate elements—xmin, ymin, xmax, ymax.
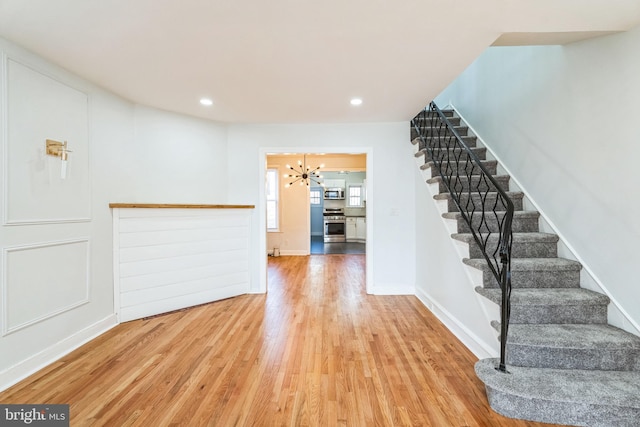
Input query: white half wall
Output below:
<box><xmin>113</xmin><ymin>208</ymin><xmax>252</xmax><ymax>322</ymax></box>
<box><xmin>436</xmin><ymin>25</ymin><xmax>640</xmax><ymax>331</ymax></box>
<box><xmin>227</xmin><ymin>122</ymin><xmax>416</xmax><ymax>295</ymax></box>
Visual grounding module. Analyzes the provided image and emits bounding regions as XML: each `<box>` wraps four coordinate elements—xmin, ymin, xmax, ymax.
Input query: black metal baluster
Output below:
<box><xmin>412</xmin><ymin>102</ymin><xmax>514</xmax><ymax>373</ymax></box>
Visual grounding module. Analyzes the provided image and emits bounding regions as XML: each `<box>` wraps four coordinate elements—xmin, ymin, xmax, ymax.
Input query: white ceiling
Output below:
<box><xmin>1</xmin><ymin>0</ymin><xmax>639</xmax><ymax>123</ymax></box>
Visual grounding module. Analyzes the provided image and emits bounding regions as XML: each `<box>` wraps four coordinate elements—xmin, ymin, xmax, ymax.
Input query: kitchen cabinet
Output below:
<box><xmin>346</xmin><ymin>217</ymin><xmax>357</xmax><ymax>240</ymax></box>
<box><xmin>346</xmin><ymin>217</ymin><xmax>366</xmax><ymax>242</ymax></box>
<box><xmin>324</xmin><ymin>178</ymin><xmax>346</xmax><ymax>189</ymax></box>
<box><xmin>356</xmin><ymin>217</ymin><xmax>366</xmax><ymax>241</ymax></box>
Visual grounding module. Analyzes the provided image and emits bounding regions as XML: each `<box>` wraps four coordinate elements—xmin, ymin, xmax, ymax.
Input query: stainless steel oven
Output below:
<box><xmin>323</xmin><ymin>208</ymin><xmax>346</xmax><ymax>243</ymax></box>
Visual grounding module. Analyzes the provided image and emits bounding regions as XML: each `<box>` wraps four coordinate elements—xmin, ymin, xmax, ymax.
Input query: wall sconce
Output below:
<box><xmin>46</xmin><ymin>139</ymin><xmax>72</xmax><ymax>179</ymax></box>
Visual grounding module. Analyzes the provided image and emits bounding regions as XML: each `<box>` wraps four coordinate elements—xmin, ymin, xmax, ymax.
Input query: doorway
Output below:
<box><xmin>261</xmin><ymin>149</ymin><xmax>372</xmax><ymax>293</ymax></box>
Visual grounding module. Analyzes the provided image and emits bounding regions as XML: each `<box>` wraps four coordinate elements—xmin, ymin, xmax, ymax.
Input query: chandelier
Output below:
<box><xmin>284</xmin><ymin>155</ymin><xmax>324</xmax><ymax>188</ymax></box>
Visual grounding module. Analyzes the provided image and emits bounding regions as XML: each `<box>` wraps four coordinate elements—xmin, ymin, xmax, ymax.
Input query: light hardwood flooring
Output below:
<box><xmin>0</xmin><ymin>255</ymin><xmax>559</xmax><ymax>426</ymax></box>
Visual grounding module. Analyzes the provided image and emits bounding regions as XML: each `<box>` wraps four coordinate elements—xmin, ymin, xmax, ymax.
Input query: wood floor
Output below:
<box><xmin>0</xmin><ymin>255</ymin><xmax>560</xmax><ymax>426</ymax></box>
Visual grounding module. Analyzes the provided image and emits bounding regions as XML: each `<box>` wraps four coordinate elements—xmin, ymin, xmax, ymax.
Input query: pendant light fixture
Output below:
<box><xmin>284</xmin><ymin>155</ymin><xmax>324</xmax><ymax>188</ymax></box>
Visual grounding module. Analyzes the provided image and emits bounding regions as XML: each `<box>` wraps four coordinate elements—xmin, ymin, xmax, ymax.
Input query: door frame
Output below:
<box><xmin>258</xmin><ymin>147</ymin><xmax>373</xmax><ymax>294</ymax></box>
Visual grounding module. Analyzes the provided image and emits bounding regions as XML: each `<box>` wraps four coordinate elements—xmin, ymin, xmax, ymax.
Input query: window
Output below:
<box><xmin>266</xmin><ymin>168</ymin><xmax>279</xmax><ymax>230</ymax></box>
<box><xmin>310</xmin><ymin>189</ymin><xmax>322</xmax><ymax>205</ymax></box>
<box><xmin>348</xmin><ymin>184</ymin><xmax>364</xmax><ymax>207</ymax></box>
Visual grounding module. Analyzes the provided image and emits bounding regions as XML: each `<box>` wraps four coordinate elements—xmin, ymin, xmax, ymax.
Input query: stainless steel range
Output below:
<box><xmin>323</xmin><ymin>208</ymin><xmax>346</xmax><ymax>243</ymax></box>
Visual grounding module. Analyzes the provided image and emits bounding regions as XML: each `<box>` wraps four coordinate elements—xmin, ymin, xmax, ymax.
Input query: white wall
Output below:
<box><xmin>414</xmin><ymin>167</ymin><xmax>498</xmax><ymax>358</ymax></box>
<box><xmin>266</xmin><ymin>155</ymin><xmax>311</xmax><ymax>255</ymax></box>
<box><xmin>0</xmin><ymin>36</ymin><xmax>231</xmax><ymax>390</ymax></box>
<box><xmin>436</xmin><ymin>26</ymin><xmax>640</xmax><ymax>331</ymax></box>
<box><xmin>0</xmin><ymin>38</ymin><xmax>125</xmax><ymax>389</ymax></box>
<box><xmin>130</xmin><ymin>105</ymin><xmax>228</xmax><ymax>203</ymax></box>
<box><xmin>227</xmin><ymin>123</ymin><xmax>416</xmax><ymax>295</ymax></box>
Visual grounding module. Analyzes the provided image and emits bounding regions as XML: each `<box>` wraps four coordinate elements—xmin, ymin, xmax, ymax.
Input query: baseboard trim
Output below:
<box><xmin>371</xmin><ymin>283</ymin><xmax>414</xmax><ymax>295</ymax></box>
<box><xmin>415</xmin><ymin>288</ymin><xmax>495</xmax><ymax>359</ymax></box>
<box><xmin>0</xmin><ymin>314</ymin><xmax>118</xmax><ymax>392</ymax></box>
<box><xmin>278</xmin><ymin>250</ymin><xmax>308</xmax><ymax>256</ymax></box>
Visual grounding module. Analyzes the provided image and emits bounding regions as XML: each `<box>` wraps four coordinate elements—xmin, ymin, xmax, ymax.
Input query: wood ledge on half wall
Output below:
<box><xmin>109</xmin><ymin>203</ymin><xmax>255</xmax><ymax>209</ymax></box>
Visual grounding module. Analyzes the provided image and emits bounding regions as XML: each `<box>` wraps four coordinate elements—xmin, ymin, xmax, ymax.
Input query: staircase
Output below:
<box><xmin>411</xmin><ymin>106</ymin><xmax>640</xmax><ymax>426</ymax></box>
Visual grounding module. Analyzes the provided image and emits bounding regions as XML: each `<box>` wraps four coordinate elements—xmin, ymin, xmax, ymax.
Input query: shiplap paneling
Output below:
<box><xmin>119</xmin><ymin>259</ymin><xmax>248</xmax><ymax>291</ymax></box>
<box><xmin>121</xmin><ymin>273</ymin><xmax>248</xmax><ymax>307</ymax></box>
<box><xmin>119</xmin><ymin>283</ymin><xmax>248</xmax><ymax>322</ymax></box>
<box><xmin>118</xmin><ymin>226</ymin><xmax>248</xmax><ymax>248</ymax></box>
<box><xmin>112</xmin><ymin>208</ymin><xmax>252</xmax><ymax>322</ymax></box>
<box><xmin>118</xmin><ymin>238</ymin><xmax>248</xmax><ymax>263</ymax></box>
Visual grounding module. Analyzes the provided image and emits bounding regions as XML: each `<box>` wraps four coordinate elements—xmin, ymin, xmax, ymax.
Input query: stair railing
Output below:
<box><xmin>412</xmin><ymin>101</ymin><xmax>513</xmax><ymax>373</ymax></box>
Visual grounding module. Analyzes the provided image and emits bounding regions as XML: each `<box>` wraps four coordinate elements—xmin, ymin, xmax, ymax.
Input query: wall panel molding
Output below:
<box><xmin>2</xmin><ymin>54</ymin><xmax>91</xmax><ymax>226</ymax></box>
<box><xmin>2</xmin><ymin>238</ymin><xmax>91</xmax><ymax>336</ymax></box>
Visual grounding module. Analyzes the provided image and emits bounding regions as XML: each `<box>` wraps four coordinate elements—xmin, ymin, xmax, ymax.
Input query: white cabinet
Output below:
<box><xmin>346</xmin><ymin>217</ymin><xmax>366</xmax><ymax>242</ymax></box>
<box><xmin>324</xmin><ymin>178</ymin><xmax>346</xmax><ymax>189</ymax></box>
<box><xmin>346</xmin><ymin>217</ymin><xmax>357</xmax><ymax>240</ymax></box>
<box><xmin>356</xmin><ymin>217</ymin><xmax>366</xmax><ymax>241</ymax></box>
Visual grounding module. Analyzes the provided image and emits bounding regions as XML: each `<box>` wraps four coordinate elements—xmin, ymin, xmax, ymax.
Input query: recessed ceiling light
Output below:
<box><xmin>200</xmin><ymin>98</ymin><xmax>213</xmax><ymax>106</ymax></box>
<box><xmin>350</xmin><ymin>98</ymin><xmax>363</xmax><ymax>106</ymax></box>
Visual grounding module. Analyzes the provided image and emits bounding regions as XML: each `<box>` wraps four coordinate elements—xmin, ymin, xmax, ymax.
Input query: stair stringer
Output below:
<box><xmin>445</xmin><ymin>103</ymin><xmax>640</xmax><ymax>338</ymax></box>
<box><xmin>412</xmin><ymin>142</ymin><xmax>500</xmax><ymax>360</ymax></box>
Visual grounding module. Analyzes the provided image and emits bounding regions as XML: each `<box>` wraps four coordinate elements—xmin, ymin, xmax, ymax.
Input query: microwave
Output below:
<box><xmin>324</xmin><ymin>188</ymin><xmax>345</xmax><ymax>200</ymax></box>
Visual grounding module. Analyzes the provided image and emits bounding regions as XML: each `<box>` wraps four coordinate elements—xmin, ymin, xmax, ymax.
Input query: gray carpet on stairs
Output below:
<box><xmin>476</xmin><ymin>358</ymin><xmax>640</xmax><ymax>427</ymax></box>
<box><xmin>413</xmin><ymin>108</ymin><xmax>640</xmax><ymax>426</ymax></box>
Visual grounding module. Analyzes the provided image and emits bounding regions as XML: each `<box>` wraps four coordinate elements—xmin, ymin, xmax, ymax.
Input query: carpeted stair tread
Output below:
<box><xmin>413</xmin><ymin>114</ymin><xmax>458</xmax><ymax>124</ymax></box>
<box><xmin>412</xmin><ymin>135</ymin><xmax>477</xmax><ymax>147</ymax></box>
<box><xmin>421</xmin><ymin>159</ymin><xmax>497</xmax><ymax>175</ymax></box>
<box><xmin>475</xmin><ymin>358</ymin><xmax>640</xmax><ymax>426</ymax></box>
<box><xmin>434</xmin><ymin>191</ymin><xmax>525</xmax><ymax>212</ymax></box>
<box><xmin>420</xmin><ymin>147</ymin><xmax>488</xmax><ymax>161</ymax></box>
<box><xmin>413</xmin><ymin>110</ymin><xmax>455</xmax><ymax>117</ymax></box>
<box><xmin>420</xmin><ymin>125</ymin><xmax>468</xmax><ymax>135</ymax></box>
<box><xmin>463</xmin><ymin>257</ymin><xmax>581</xmax><ymax>272</ymax></box>
<box><xmin>503</xmin><ymin>324</ymin><xmax>640</xmax><ymax>351</ymax></box>
<box><xmin>442</xmin><ymin>210</ymin><xmax>538</xmax><ymax>221</ymax></box>
<box><xmin>444</xmin><ymin>210</ymin><xmax>539</xmax><ymax>233</ymax></box>
<box><xmin>428</xmin><ymin>174</ymin><xmax>510</xmax><ymax>194</ymax></box>
<box><xmin>466</xmin><ymin>257</ymin><xmax>582</xmax><ymax>288</ymax></box>
<box><xmin>499</xmin><ymin>323</ymin><xmax>640</xmax><ymax>371</ymax></box>
<box><xmin>453</xmin><ymin>232</ymin><xmax>558</xmax><ymax>245</ymax></box>
<box><xmin>442</xmin><ymin>211</ymin><xmax>540</xmax><ymax>234</ymax></box>
<box><xmin>427</xmin><ymin>174</ymin><xmax>509</xmax><ymax>185</ymax></box>
<box><xmin>454</xmin><ymin>232</ymin><xmax>558</xmax><ymax>258</ymax></box>
<box><xmin>434</xmin><ymin>191</ymin><xmax>523</xmax><ymax>201</ymax></box>
<box><xmin>476</xmin><ymin>287</ymin><xmax>609</xmax><ymax>324</ymax></box>
<box><xmin>476</xmin><ymin>287</ymin><xmax>609</xmax><ymax>306</ymax></box>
